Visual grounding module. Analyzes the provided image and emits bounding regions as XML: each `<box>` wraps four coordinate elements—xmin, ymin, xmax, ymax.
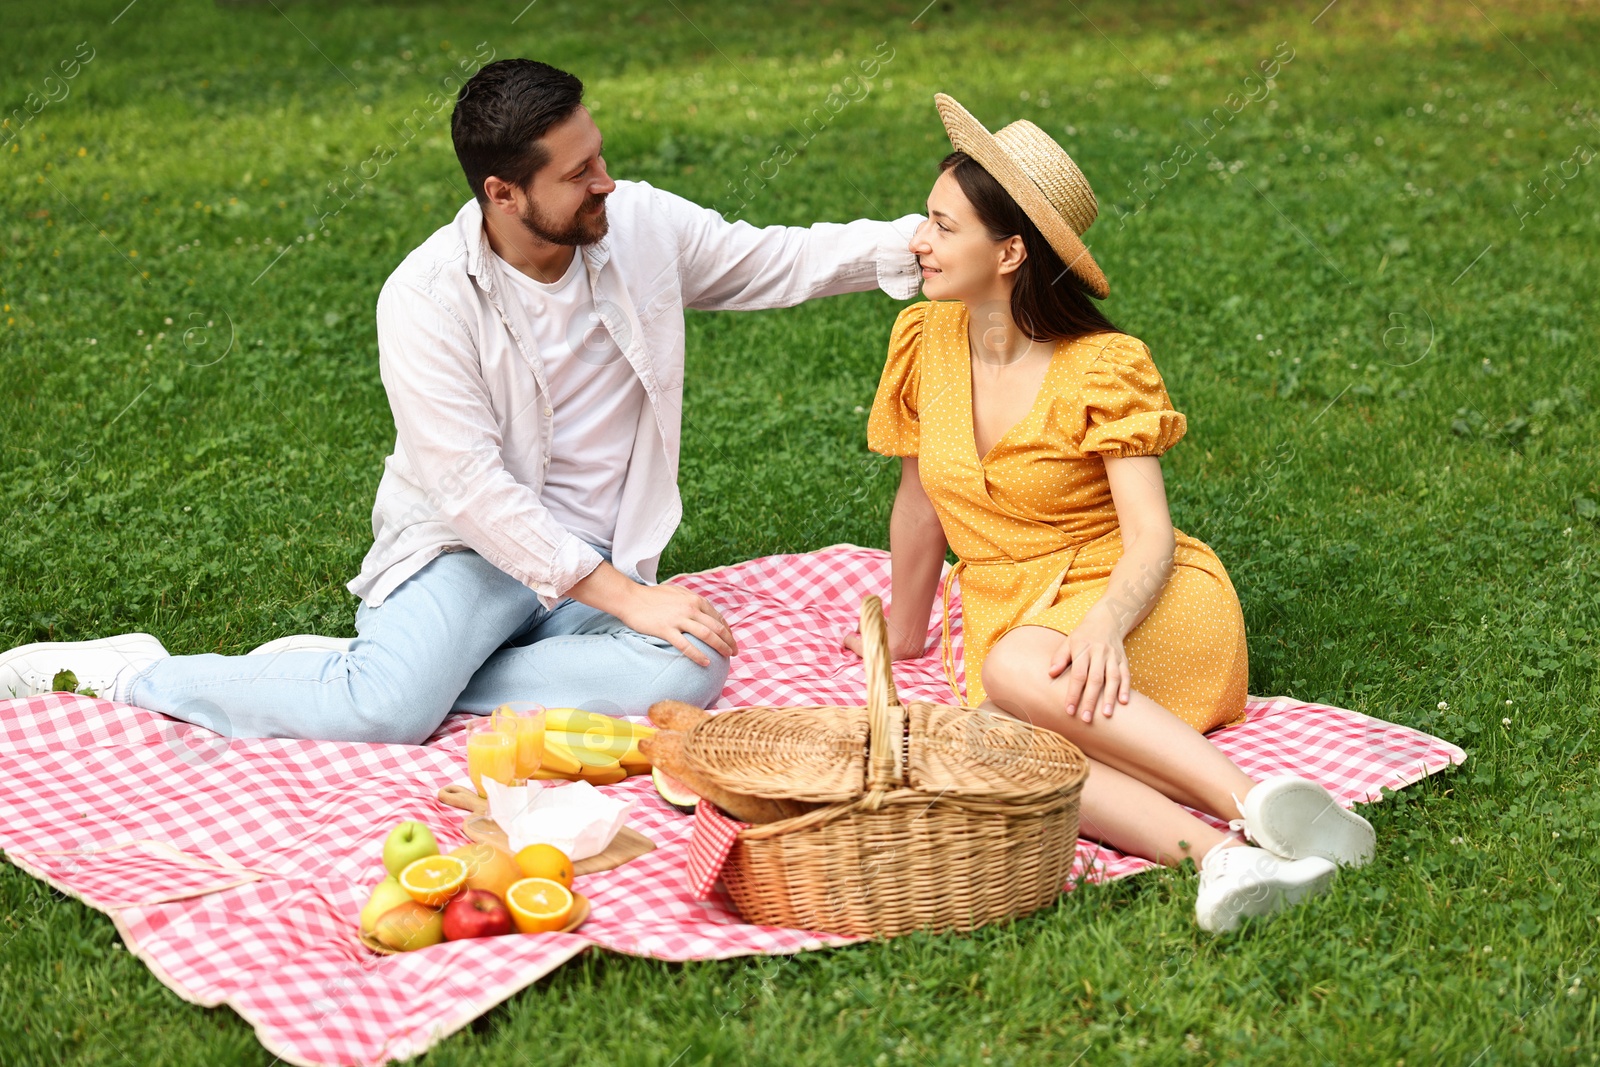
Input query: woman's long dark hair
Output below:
<box><xmin>940</xmin><ymin>151</ymin><xmax>1119</xmax><ymax>342</ymax></box>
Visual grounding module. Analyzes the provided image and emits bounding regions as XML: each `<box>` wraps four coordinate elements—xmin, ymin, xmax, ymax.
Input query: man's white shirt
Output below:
<box><xmin>492</xmin><ymin>246</ymin><xmax>644</xmax><ymax>553</ymax></box>
<box><xmin>351</xmin><ymin>180</ymin><xmax>923</xmax><ymax>610</ymax></box>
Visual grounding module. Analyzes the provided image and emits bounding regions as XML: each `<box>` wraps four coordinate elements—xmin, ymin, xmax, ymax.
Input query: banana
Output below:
<box><xmin>543</xmin><ymin>707</ymin><xmax>628</xmax><ymax>736</ymax></box>
<box><xmin>538</xmin><ymin>739</ymin><xmax>582</xmax><ymax>776</ymax></box>
<box><xmin>519</xmin><ymin>708</ymin><xmax>659</xmax><ymax>781</ymax></box>
<box><xmin>578</xmin><ymin>762</ymin><xmax>628</xmax><ymax>786</ymax></box>
<box><xmin>619</xmin><ymin>734</ymin><xmax>651</xmax><ymax>775</ymax></box>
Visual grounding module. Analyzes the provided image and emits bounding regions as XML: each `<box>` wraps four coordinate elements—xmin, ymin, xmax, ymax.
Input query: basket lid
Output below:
<box><xmin>904</xmin><ymin>702</ymin><xmax>1087</xmax><ymax>800</ymax></box>
<box><xmin>682</xmin><ymin>700</ymin><xmax>1086</xmax><ymax>804</ymax></box>
<box><xmin>681</xmin><ymin>705</ymin><xmax>870</xmax><ymax>803</ymax></box>
<box><xmin>679</xmin><ymin>596</ymin><xmax>1087</xmax><ymax>806</ymax></box>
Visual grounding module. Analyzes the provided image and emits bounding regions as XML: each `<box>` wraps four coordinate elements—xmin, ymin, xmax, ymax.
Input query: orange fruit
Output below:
<box><xmin>399</xmin><ymin>854</ymin><xmax>468</xmax><ymax>908</ymax></box>
<box><xmin>448</xmin><ymin>842</ymin><xmax>522</xmax><ymax>902</ymax></box>
<box><xmin>505</xmin><ymin>877</ymin><xmax>574</xmax><ymax>934</ymax></box>
<box><xmin>514</xmin><ymin>843</ymin><xmax>574</xmax><ymax>888</ymax></box>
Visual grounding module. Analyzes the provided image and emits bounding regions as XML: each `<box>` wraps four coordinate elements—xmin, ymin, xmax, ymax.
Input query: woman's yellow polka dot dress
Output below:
<box><xmin>867</xmin><ymin>300</ymin><xmax>1248</xmax><ymax>733</ymax></box>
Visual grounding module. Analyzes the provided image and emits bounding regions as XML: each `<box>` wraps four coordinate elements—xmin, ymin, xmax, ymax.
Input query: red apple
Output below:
<box><xmin>441</xmin><ymin>888</ymin><xmax>513</xmax><ymax>940</ymax></box>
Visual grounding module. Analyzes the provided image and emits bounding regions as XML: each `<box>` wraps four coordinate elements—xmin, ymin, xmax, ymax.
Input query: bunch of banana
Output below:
<box><xmin>532</xmin><ymin>707</ymin><xmax>656</xmax><ymax>785</ymax></box>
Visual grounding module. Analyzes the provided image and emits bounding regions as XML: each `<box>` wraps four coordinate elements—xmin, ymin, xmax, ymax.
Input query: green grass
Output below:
<box><xmin>3</xmin><ymin>0</ymin><xmax>1599</xmax><ymax>1062</ymax></box>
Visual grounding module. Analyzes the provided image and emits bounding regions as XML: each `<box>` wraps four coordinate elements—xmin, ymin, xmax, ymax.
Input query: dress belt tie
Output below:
<box><xmin>939</xmin><ymin>558</ymin><xmax>968</xmax><ymax>704</ymax></box>
<box><xmin>938</xmin><ymin>527</ymin><xmax>1121</xmax><ymax>705</ymax></box>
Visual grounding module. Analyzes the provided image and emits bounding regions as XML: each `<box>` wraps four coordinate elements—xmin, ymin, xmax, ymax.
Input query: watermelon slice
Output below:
<box><xmin>651</xmin><ymin>766</ymin><xmax>700</xmax><ymax>814</ymax></box>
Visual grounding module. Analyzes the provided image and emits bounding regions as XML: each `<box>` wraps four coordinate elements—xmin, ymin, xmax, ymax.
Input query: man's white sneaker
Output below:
<box><xmin>247</xmin><ymin>635</ymin><xmax>353</xmax><ymax>656</ymax></box>
<box><xmin>0</xmin><ymin>633</ymin><xmax>169</xmax><ymax>700</ymax></box>
<box><xmin>1195</xmin><ymin>842</ymin><xmax>1337</xmax><ymax>933</ymax></box>
<box><xmin>1234</xmin><ymin>774</ymin><xmax>1376</xmax><ymax>868</ymax></box>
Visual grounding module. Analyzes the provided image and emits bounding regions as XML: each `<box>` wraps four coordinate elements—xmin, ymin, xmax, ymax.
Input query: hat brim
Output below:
<box><xmin>934</xmin><ymin>93</ymin><xmax>1109</xmax><ymax>300</ymax></box>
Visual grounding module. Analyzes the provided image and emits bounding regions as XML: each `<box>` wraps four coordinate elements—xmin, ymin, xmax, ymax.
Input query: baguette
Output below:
<box><xmin>647</xmin><ymin>699</ymin><xmax>710</xmax><ymax>732</ymax></box>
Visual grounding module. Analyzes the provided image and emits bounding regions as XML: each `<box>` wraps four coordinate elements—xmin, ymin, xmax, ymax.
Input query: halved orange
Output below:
<box><xmin>513</xmin><ymin>843</ymin><xmax>574</xmax><ymax>888</ymax></box>
<box><xmin>399</xmin><ymin>854</ymin><xmax>468</xmax><ymax>908</ymax></box>
<box><xmin>505</xmin><ymin>876</ymin><xmax>574</xmax><ymax>934</ymax></box>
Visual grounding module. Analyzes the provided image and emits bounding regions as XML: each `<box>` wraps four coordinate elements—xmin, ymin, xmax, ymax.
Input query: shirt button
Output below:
<box><xmin>544</xmin><ymin>407</ymin><xmax>553</xmax><ymax>417</ymax></box>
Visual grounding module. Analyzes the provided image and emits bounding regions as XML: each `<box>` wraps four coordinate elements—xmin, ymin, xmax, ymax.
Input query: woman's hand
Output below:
<box><xmin>1048</xmin><ymin>612</ymin><xmax>1131</xmax><ymax>723</ymax></box>
<box><xmin>841</xmin><ymin>620</ymin><xmax>928</xmax><ymax>662</ymax></box>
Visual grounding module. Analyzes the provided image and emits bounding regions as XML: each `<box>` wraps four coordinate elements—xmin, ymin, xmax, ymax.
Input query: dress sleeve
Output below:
<box><xmin>866</xmin><ymin>302</ymin><xmax>929</xmax><ymax>457</ymax></box>
<box><xmin>1077</xmin><ymin>335</ymin><xmax>1188</xmax><ymax>457</ymax></box>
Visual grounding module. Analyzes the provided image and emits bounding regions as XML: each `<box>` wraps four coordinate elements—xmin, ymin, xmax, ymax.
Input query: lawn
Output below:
<box><xmin>3</xmin><ymin>0</ymin><xmax>1598</xmax><ymax>1063</ymax></box>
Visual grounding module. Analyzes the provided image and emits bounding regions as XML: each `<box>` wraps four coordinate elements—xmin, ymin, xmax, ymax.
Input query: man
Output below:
<box><xmin>0</xmin><ymin>59</ymin><xmax>922</xmax><ymax>743</ymax></box>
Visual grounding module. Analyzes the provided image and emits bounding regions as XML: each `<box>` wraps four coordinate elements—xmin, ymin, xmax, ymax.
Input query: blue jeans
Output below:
<box><xmin>126</xmin><ymin>549</ymin><xmax>728</xmax><ymax>744</ymax></box>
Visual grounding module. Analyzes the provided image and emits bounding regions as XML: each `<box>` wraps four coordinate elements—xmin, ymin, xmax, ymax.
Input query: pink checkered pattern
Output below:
<box><xmin>0</xmin><ymin>545</ymin><xmax>1464</xmax><ymax>1067</ymax></box>
<box><xmin>6</xmin><ymin>839</ymin><xmax>269</xmax><ymax>909</ymax></box>
<box><xmin>686</xmin><ymin>797</ymin><xmax>749</xmax><ymax>898</ymax></box>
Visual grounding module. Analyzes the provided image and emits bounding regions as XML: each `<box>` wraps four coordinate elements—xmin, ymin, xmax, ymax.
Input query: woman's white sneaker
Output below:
<box><xmin>0</xmin><ymin>634</ymin><xmax>169</xmax><ymax>700</ymax></box>
<box><xmin>1195</xmin><ymin>842</ymin><xmax>1337</xmax><ymax>933</ymax></box>
<box><xmin>1235</xmin><ymin>775</ymin><xmax>1377</xmax><ymax>868</ymax></box>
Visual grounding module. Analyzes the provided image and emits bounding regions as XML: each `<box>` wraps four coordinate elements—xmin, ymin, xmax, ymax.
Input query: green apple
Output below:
<box><xmin>371</xmin><ymin>900</ymin><xmax>445</xmax><ymax>951</ymax></box>
<box><xmin>359</xmin><ymin>876</ymin><xmax>413</xmax><ymax>934</ymax></box>
<box><xmin>382</xmin><ymin>821</ymin><xmax>438</xmax><ymax>877</ymax></box>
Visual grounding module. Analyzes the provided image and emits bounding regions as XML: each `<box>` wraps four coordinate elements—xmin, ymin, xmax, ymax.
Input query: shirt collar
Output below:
<box><xmin>455</xmin><ymin>196</ymin><xmax>613</xmax><ymax>294</ymax></box>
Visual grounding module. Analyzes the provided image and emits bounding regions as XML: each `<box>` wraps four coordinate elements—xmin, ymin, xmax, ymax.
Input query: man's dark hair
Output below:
<box><xmin>940</xmin><ymin>150</ymin><xmax>1118</xmax><ymax>342</ymax></box>
<box><xmin>451</xmin><ymin>59</ymin><xmax>585</xmax><ymax>206</ymax></box>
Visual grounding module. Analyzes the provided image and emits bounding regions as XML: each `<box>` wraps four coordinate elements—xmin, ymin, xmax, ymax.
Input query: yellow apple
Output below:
<box><xmin>372</xmin><ymin>900</ymin><xmax>445</xmax><ymax>951</ymax></box>
<box><xmin>359</xmin><ymin>876</ymin><xmax>413</xmax><ymax>934</ymax></box>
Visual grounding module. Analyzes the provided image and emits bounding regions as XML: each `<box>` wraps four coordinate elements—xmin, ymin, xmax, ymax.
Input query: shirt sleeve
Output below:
<box><xmin>866</xmin><ymin>302</ymin><xmax>928</xmax><ymax>457</ymax></box>
<box><xmin>652</xmin><ymin>185</ymin><xmax>924</xmax><ymax>309</ymax></box>
<box><xmin>375</xmin><ymin>278</ymin><xmax>604</xmax><ymax>608</ymax></box>
<box><xmin>1077</xmin><ymin>335</ymin><xmax>1188</xmax><ymax>458</ymax></box>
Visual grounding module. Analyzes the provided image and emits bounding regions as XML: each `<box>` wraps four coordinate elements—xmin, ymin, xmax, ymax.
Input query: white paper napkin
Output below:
<box><xmin>481</xmin><ymin>778</ymin><xmax>637</xmax><ymax>860</ymax></box>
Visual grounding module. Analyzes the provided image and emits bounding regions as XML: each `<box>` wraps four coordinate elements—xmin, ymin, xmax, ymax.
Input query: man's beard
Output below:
<box><xmin>517</xmin><ymin>192</ymin><xmax>609</xmax><ymax>246</ymax></box>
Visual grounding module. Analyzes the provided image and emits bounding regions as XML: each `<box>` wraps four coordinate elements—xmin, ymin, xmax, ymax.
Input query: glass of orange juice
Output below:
<box><xmin>493</xmin><ymin>704</ymin><xmax>546</xmax><ymax>781</ymax></box>
<box><xmin>467</xmin><ymin>717</ymin><xmax>518</xmax><ymax>798</ymax></box>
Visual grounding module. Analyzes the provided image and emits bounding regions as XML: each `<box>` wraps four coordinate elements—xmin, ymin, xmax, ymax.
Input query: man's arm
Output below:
<box><xmin>653</xmin><ymin>185</ymin><xmax>924</xmax><ymax>311</ymax></box>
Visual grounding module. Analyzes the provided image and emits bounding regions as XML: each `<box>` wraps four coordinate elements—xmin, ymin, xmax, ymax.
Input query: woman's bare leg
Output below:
<box><xmin>980</xmin><ymin>625</ymin><xmax>1256</xmax><ymax>821</ymax></box>
<box><xmin>1071</xmin><ymin>756</ymin><xmax>1235</xmax><ymax>866</ymax></box>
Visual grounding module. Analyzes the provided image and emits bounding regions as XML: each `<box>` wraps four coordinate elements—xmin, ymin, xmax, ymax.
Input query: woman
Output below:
<box><xmin>843</xmin><ymin>94</ymin><xmax>1375</xmax><ymax>932</ymax></box>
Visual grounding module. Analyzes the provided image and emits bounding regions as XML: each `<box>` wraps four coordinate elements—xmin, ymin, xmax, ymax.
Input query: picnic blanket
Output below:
<box><xmin>0</xmin><ymin>545</ymin><xmax>1465</xmax><ymax>1067</ymax></box>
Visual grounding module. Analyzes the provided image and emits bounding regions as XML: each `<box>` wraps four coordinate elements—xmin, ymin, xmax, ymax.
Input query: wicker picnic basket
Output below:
<box><xmin>683</xmin><ymin>595</ymin><xmax>1089</xmax><ymax>938</ymax></box>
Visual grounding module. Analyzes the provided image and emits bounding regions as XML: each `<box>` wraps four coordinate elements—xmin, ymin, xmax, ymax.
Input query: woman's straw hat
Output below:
<box><xmin>934</xmin><ymin>92</ymin><xmax>1109</xmax><ymax>299</ymax></box>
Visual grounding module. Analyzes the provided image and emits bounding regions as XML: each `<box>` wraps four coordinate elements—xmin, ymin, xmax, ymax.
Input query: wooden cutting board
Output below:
<box><xmin>436</xmin><ymin>784</ymin><xmax>655</xmax><ymax>875</ymax></box>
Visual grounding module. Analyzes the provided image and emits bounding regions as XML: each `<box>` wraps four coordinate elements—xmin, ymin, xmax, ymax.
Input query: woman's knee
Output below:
<box><xmin>981</xmin><ymin>635</ymin><xmax>1049</xmax><ymax>713</ymax></box>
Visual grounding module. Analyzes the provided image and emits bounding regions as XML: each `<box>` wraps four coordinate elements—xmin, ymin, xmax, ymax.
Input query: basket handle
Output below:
<box><xmin>860</xmin><ymin>595</ymin><xmax>905</xmax><ymax>799</ymax></box>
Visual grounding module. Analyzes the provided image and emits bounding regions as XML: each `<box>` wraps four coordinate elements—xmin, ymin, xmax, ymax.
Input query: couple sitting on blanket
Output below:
<box><xmin>0</xmin><ymin>60</ymin><xmax>1374</xmax><ymax>932</ymax></box>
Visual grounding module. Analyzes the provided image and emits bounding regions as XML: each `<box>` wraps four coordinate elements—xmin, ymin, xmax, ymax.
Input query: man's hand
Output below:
<box><xmin>566</xmin><ymin>562</ymin><xmax>736</xmax><ymax>668</ymax></box>
<box><xmin>615</xmin><ymin>582</ymin><xmax>737</xmax><ymax>668</ymax></box>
